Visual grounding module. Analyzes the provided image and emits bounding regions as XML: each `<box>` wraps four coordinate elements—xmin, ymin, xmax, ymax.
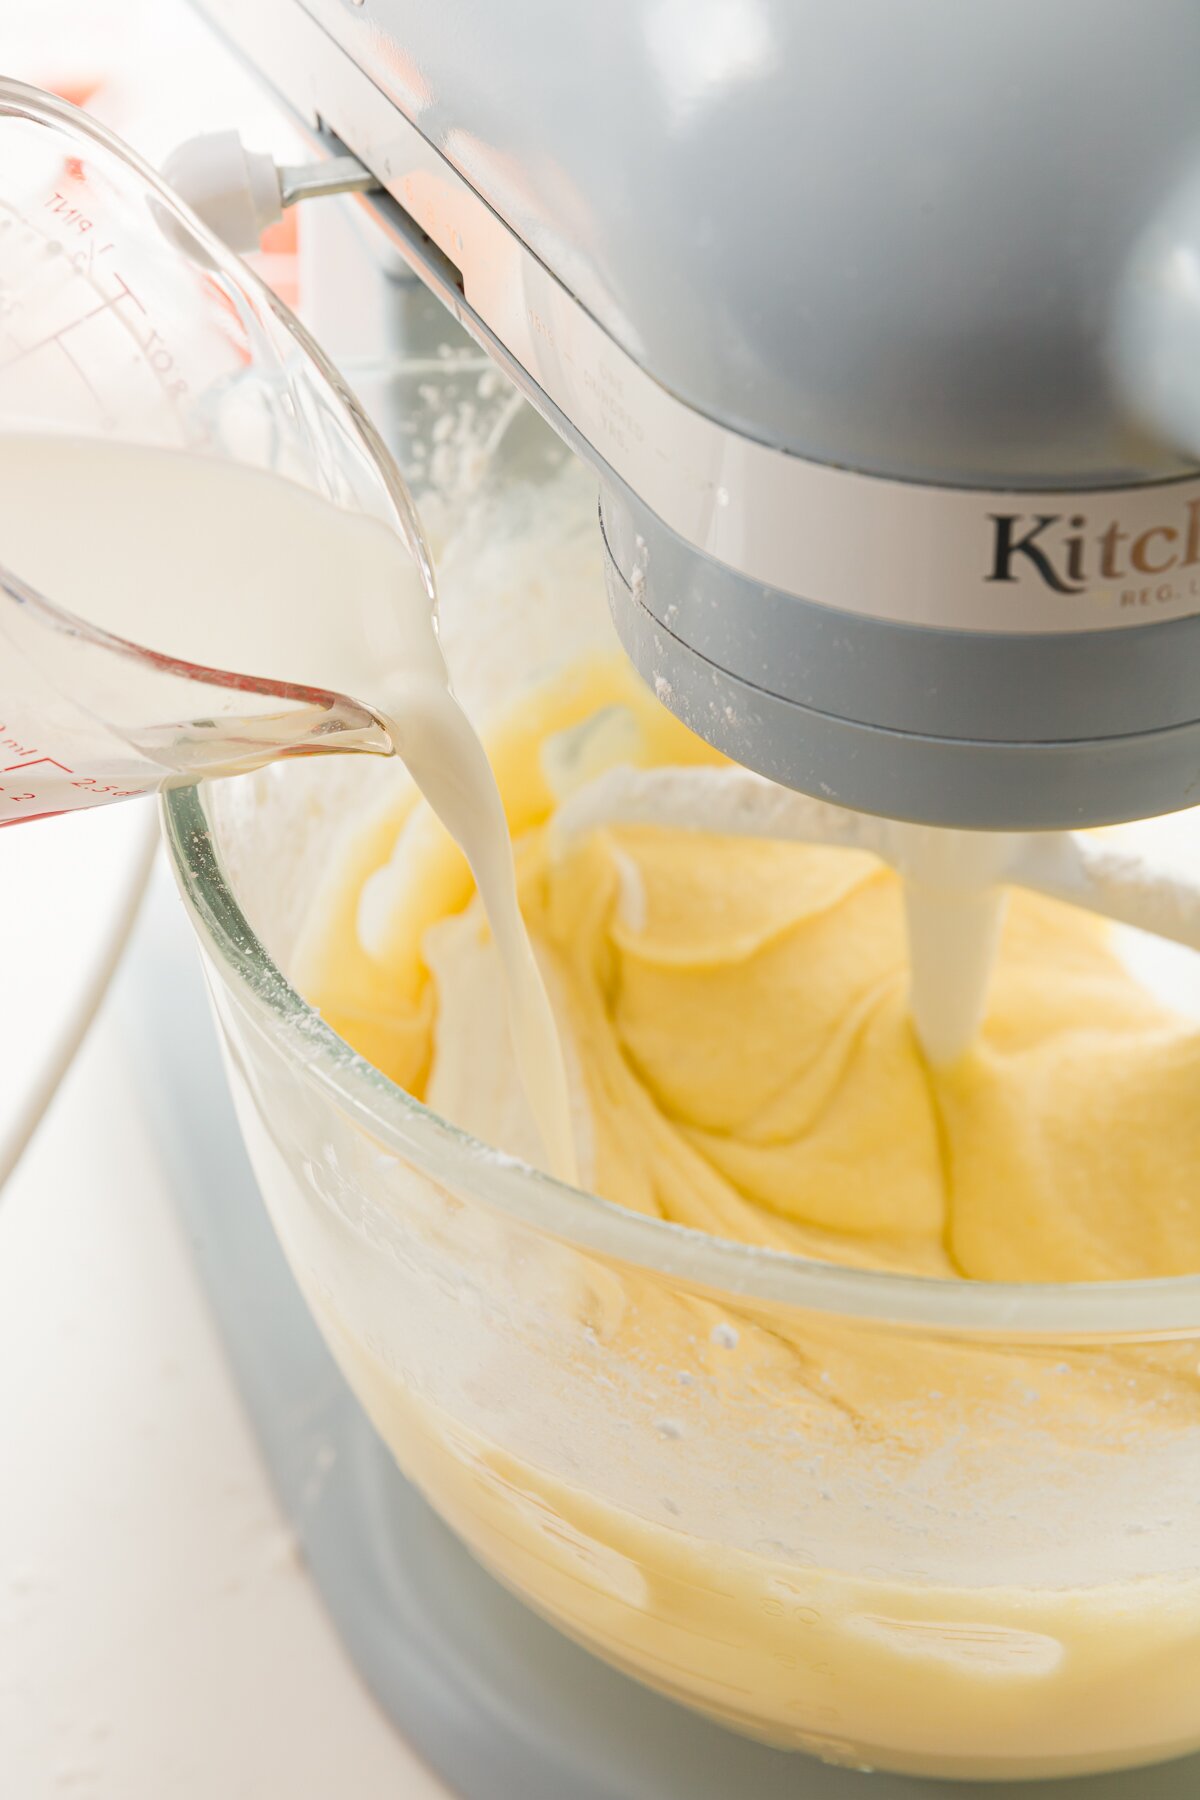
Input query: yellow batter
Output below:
<box><xmin>293</xmin><ymin>660</ymin><xmax>1200</xmax><ymax>1778</ymax></box>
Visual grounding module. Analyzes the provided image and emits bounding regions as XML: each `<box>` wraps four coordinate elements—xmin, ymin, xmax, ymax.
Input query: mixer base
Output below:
<box><xmin>119</xmin><ymin>869</ymin><xmax>1200</xmax><ymax>1800</ymax></box>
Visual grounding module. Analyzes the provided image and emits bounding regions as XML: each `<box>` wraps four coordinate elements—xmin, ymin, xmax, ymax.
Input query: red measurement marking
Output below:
<box><xmin>71</xmin><ymin>777</ymin><xmax>143</xmax><ymax>797</ymax></box>
<box><xmin>0</xmin><ymin>292</ymin><xmax>124</xmax><ymax>371</ymax></box>
<box><xmin>141</xmin><ymin>327</ymin><xmax>175</xmax><ymax>374</ymax></box>
<box><xmin>45</xmin><ymin>191</ymin><xmax>95</xmax><ymax>235</ymax></box>
<box><xmin>2</xmin><ymin>755</ymin><xmax>73</xmax><ymax>775</ymax></box>
<box><xmin>76</xmin><ymin>235</ymin><xmax>114</xmax><ymax>279</ymax></box>
<box><xmin>53</xmin><ymin>333</ymin><xmax>106</xmax><ymax>415</ymax></box>
<box><xmin>111</xmin><ymin>270</ymin><xmax>146</xmax><ymax>315</ymax></box>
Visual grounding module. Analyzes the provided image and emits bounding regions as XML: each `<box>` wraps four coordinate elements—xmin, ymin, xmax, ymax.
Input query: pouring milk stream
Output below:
<box><xmin>0</xmin><ymin>430</ymin><xmax>1042</xmax><ymax>1180</ymax></box>
<box><xmin>0</xmin><ymin>433</ymin><xmax>576</xmax><ymax>1183</ymax></box>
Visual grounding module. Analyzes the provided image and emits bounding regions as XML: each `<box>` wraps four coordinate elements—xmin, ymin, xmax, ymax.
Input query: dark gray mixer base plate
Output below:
<box><xmin>117</xmin><ymin>870</ymin><xmax>1200</xmax><ymax>1800</ymax></box>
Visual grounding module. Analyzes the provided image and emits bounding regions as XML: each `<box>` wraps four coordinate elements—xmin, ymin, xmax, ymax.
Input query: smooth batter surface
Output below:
<box><xmin>293</xmin><ymin>659</ymin><xmax>1200</xmax><ymax>1778</ymax></box>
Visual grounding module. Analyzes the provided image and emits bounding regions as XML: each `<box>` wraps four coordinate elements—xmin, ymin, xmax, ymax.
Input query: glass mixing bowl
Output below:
<box><xmin>161</xmin><ymin>386</ymin><xmax>1200</xmax><ymax>1786</ymax></box>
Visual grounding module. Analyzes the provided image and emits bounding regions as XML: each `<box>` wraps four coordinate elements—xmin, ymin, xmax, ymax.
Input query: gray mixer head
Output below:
<box><xmin>201</xmin><ymin>0</ymin><xmax>1200</xmax><ymax>828</ymax></box>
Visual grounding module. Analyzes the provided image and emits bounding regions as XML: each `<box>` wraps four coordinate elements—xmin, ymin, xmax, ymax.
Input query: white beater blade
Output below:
<box><xmin>550</xmin><ymin>764</ymin><xmax>1200</xmax><ymax>1062</ymax></box>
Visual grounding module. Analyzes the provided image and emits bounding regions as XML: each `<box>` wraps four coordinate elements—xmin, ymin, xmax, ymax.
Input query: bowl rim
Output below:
<box><xmin>162</xmin><ymin>778</ymin><xmax>1200</xmax><ymax>1338</ymax></box>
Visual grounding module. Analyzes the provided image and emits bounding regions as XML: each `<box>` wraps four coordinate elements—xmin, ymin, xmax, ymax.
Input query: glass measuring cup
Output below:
<box><xmin>0</xmin><ymin>78</ymin><xmax>433</xmax><ymax>825</ymax></box>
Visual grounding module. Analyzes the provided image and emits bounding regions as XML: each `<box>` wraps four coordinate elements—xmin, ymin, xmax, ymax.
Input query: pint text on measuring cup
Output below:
<box><xmin>0</xmin><ymin>82</ymin><xmax>436</xmax><ymax>827</ymax></box>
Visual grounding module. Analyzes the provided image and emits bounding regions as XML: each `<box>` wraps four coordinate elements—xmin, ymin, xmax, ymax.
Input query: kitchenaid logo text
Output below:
<box><xmin>986</xmin><ymin>500</ymin><xmax>1200</xmax><ymax>599</ymax></box>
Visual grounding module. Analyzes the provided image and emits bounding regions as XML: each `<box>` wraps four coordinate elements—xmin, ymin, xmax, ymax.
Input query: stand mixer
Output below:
<box><xmin>183</xmin><ymin>0</ymin><xmax>1200</xmax><ymax>833</ymax></box>
<box><xmin>13</xmin><ymin>2</ymin><xmax>1200</xmax><ymax>1793</ymax></box>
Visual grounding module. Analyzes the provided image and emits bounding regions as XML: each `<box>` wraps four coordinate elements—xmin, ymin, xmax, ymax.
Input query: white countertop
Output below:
<box><xmin>0</xmin><ymin>879</ymin><xmax>448</xmax><ymax>1800</ymax></box>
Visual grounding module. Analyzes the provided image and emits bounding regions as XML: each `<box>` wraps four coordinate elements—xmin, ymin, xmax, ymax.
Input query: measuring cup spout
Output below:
<box><xmin>0</xmin><ymin>560</ymin><xmax>393</xmax><ymax>827</ymax></box>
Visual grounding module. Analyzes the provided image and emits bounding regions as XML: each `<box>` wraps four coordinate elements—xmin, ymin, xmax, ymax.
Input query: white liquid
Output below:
<box><xmin>0</xmin><ymin>435</ymin><xmax>577</xmax><ymax>1183</ymax></box>
<box><xmin>551</xmin><ymin>763</ymin><xmax>1020</xmax><ymax>1068</ymax></box>
<box><xmin>886</xmin><ymin>824</ymin><xmax>1016</xmax><ymax>1067</ymax></box>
